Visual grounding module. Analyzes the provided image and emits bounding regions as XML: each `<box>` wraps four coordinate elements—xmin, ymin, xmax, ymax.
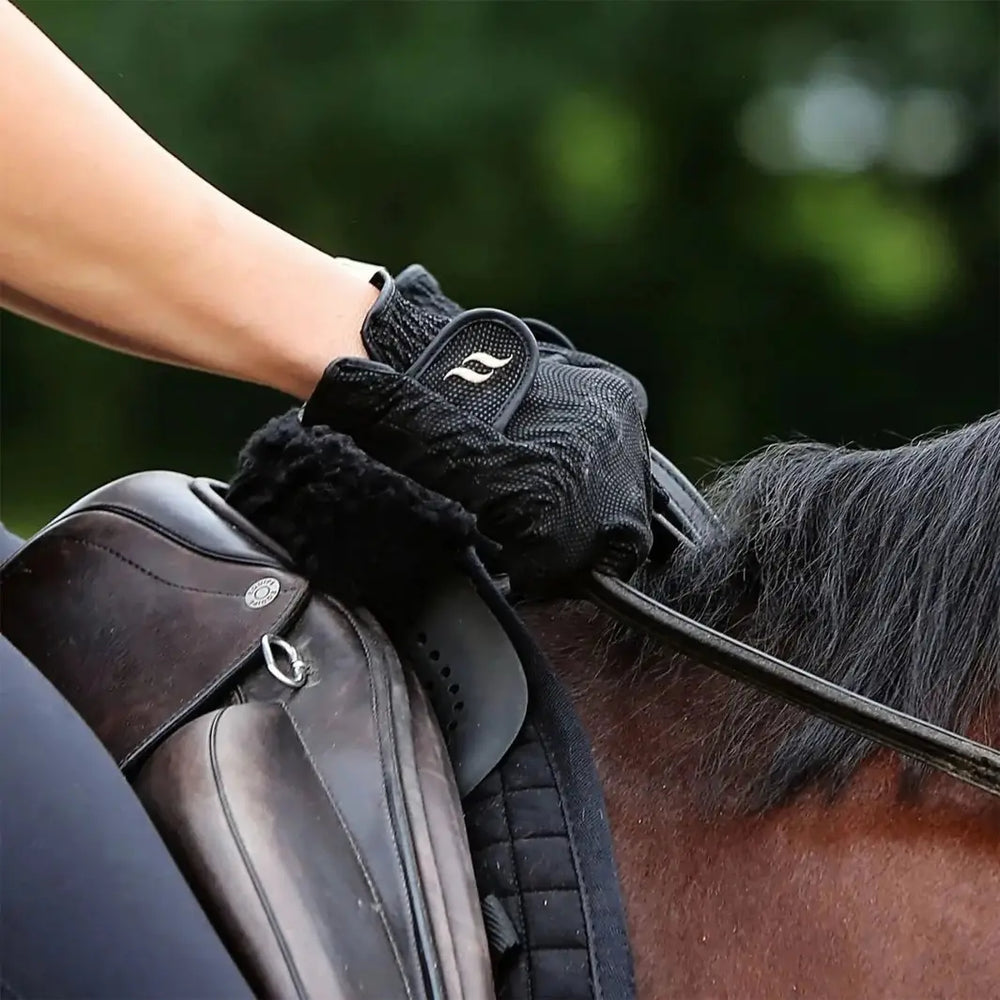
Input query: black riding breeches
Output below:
<box><xmin>0</xmin><ymin>529</ymin><xmax>253</xmax><ymax>999</ymax></box>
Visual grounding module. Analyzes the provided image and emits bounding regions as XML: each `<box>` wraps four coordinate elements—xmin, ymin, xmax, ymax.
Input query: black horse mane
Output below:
<box><xmin>628</xmin><ymin>412</ymin><xmax>1000</xmax><ymax>810</ymax></box>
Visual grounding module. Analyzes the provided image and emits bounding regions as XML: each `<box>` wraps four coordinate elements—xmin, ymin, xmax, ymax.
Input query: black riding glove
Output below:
<box><xmin>301</xmin><ymin>269</ymin><xmax>653</xmax><ymax>593</ymax></box>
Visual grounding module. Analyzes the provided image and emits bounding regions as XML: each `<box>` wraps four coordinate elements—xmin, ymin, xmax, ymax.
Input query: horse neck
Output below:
<box><xmin>520</xmin><ymin>599</ymin><xmax>1000</xmax><ymax>1000</ymax></box>
<box><xmin>521</xmin><ymin>598</ymin><xmax>1000</xmax><ymax>811</ymax></box>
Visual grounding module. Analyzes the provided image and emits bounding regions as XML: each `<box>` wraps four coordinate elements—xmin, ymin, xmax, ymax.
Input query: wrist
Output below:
<box><xmin>268</xmin><ymin>258</ymin><xmax>379</xmax><ymax>400</ymax></box>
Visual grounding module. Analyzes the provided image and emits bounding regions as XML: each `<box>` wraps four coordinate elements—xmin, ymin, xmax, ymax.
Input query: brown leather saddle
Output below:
<box><xmin>1</xmin><ymin>470</ymin><xmax>536</xmax><ymax>1000</ymax></box>
<box><xmin>5</xmin><ymin>446</ymin><xmax>996</xmax><ymax>1000</ymax></box>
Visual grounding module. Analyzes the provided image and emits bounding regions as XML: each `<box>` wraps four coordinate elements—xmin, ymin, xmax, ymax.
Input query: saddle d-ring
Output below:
<box><xmin>260</xmin><ymin>634</ymin><xmax>308</xmax><ymax>689</ymax></box>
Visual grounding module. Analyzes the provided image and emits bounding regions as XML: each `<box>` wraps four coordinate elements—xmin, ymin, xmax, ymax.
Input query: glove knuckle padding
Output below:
<box><xmin>494</xmin><ymin>362</ymin><xmax>651</xmax><ymax>582</ymax></box>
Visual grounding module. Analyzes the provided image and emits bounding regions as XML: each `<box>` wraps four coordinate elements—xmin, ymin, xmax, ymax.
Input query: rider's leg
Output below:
<box><xmin>0</xmin><ymin>635</ymin><xmax>254</xmax><ymax>1000</ymax></box>
<box><xmin>0</xmin><ymin>521</ymin><xmax>22</xmax><ymax>561</ymax></box>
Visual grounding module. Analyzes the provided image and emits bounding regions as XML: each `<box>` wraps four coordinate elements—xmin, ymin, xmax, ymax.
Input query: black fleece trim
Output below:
<box><xmin>226</xmin><ymin>409</ymin><xmax>484</xmax><ymax>612</ymax></box>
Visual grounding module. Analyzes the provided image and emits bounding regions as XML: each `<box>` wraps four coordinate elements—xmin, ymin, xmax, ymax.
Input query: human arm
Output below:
<box><xmin>0</xmin><ymin>0</ymin><xmax>654</xmax><ymax>589</ymax></box>
<box><xmin>0</xmin><ymin>0</ymin><xmax>376</xmax><ymax>399</ymax></box>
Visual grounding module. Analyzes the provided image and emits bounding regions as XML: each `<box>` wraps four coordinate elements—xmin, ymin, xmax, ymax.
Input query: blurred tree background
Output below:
<box><xmin>2</xmin><ymin>0</ymin><xmax>997</xmax><ymax>537</ymax></box>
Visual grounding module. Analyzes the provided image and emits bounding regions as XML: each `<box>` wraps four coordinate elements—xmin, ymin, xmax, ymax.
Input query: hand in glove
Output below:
<box><xmin>390</xmin><ymin>265</ymin><xmax>722</xmax><ymax>564</ymax></box>
<box><xmin>301</xmin><ymin>269</ymin><xmax>653</xmax><ymax>593</ymax></box>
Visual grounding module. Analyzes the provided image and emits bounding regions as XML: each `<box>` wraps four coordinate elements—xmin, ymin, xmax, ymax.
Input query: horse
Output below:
<box><xmin>520</xmin><ymin>410</ymin><xmax>1000</xmax><ymax>999</ymax></box>
<box><xmin>4</xmin><ymin>405</ymin><xmax>997</xmax><ymax>1000</ymax></box>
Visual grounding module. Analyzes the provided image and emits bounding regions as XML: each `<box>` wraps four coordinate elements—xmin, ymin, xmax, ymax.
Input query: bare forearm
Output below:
<box><xmin>0</xmin><ymin>1</ymin><xmax>376</xmax><ymax>399</ymax></box>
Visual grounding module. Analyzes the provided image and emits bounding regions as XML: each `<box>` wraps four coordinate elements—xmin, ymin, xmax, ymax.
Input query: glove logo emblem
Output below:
<box><xmin>444</xmin><ymin>351</ymin><xmax>513</xmax><ymax>385</ymax></box>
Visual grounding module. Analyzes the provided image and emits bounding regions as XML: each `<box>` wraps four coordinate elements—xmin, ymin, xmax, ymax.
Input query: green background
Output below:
<box><xmin>2</xmin><ymin>0</ymin><xmax>997</xmax><ymax>538</ymax></box>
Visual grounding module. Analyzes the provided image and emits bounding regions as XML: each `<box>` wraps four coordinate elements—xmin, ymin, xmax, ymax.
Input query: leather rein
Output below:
<box><xmin>588</xmin><ymin>572</ymin><xmax>1000</xmax><ymax>798</ymax></box>
<box><xmin>587</xmin><ymin>450</ymin><xmax>1000</xmax><ymax>799</ymax></box>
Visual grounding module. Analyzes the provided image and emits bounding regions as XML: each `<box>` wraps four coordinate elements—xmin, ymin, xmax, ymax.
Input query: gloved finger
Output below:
<box><xmin>523</xmin><ymin>317</ymin><xmax>577</xmax><ymax>350</ymax></box>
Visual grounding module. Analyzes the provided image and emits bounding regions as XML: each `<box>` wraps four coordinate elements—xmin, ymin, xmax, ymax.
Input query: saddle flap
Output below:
<box><xmin>47</xmin><ymin>470</ymin><xmax>291</xmax><ymax>568</ymax></box>
<box><xmin>390</xmin><ymin>563</ymin><xmax>529</xmax><ymax>798</ymax></box>
<box><xmin>0</xmin><ymin>500</ymin><xmax>308</xmax><ymax>770</ymax></box>
<box><xmin>137</xmin><ymin>593</ymin><xmax>494</xmax><ymax>1000</ymax></box>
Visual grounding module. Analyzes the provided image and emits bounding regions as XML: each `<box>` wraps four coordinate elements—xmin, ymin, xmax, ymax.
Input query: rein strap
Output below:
<box><xmin>589</xmin><ymin>572</ymin><xmax>1000</xmax><ymax>798</ymax></box>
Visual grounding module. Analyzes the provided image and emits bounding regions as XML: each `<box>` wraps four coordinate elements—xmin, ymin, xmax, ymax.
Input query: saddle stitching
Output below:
<box><xmin>278</xmin><ymin>699</ymin><xmax>416</xmax><ymax>1000</ymax></box>
<box><xmin>401</xmin><ymin>691</ymin><xmax>469</xmax><ymax>998</ymax></box>
<box><xmin>61</xmin><ymin>500</ymin><xmax>287</xmax><ymax>570</ymax></box>
<box><xmin>53</xmin><ymin>534</ymin><xmax>261</xmax><ymax>599</ymax></box>
<box><xmin>483</xmin><ymin>885</ymin><xmax>581</xmax><ymax>895</ymax></box>
<box><xmin>474</xmin><ymin>832</ymin><xmax>579</xmax><ymax>848</ymax></box>
<box><xmin>467</xmin><ymin>782</ymin><xmax>560</xmax><ymax>800</ymax></box>
<box><xmin>207</xmin><ymin>708</ymin><xmax>309</xmax><ymax>1000</ymax></box>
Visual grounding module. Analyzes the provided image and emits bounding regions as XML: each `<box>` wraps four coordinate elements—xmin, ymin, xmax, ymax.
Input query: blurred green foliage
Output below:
<box><xmin>2</xmin><ymin>0</ymin><xmax>997</xmax><ymax>537</ymax></box>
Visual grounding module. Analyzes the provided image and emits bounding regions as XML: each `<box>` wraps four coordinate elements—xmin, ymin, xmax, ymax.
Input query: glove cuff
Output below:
<box><xmin>360</xmin><ymin>269</ymin><xmax>447</xmax><ymax>371</ymax></box>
